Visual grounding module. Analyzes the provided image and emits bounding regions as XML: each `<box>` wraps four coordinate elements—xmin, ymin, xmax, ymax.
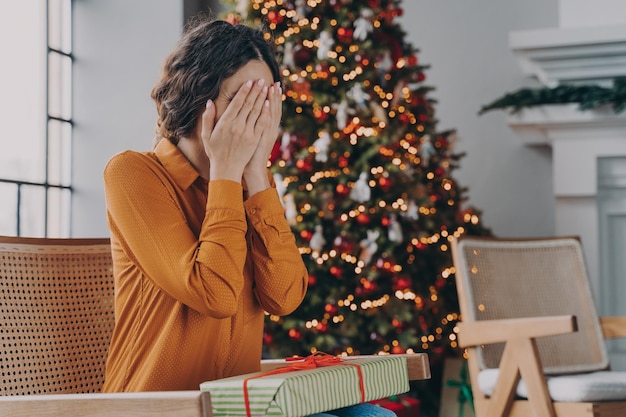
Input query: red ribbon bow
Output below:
<box><xmin>243</xmin><ymin>352</ymin><xmax>366</xmax><ymax>417</ymax></box>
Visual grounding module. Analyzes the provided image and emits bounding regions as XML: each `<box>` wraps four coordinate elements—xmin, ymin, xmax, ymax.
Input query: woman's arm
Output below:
<box><xmin>104</xmin><ymin>152</ymin><xmax>248</xmax><ymax>317</ymax></box>
<box><xmin>244</xmin><ymin>186</ymin><xmax>308</xmax><ymax>315</ymax></box>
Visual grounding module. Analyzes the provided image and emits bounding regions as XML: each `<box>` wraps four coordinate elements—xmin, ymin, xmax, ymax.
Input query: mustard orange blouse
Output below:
<box><xmin>101</xmin><ymin>139</ymin><xmax>307</xmax><ymax>392</ymax></box>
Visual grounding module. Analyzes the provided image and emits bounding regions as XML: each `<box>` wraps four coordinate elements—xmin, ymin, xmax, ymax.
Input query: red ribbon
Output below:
<box><xmin>243</xmin><ymin>352</ymin><xmax>366</xmax><ymax>417</ymax></box>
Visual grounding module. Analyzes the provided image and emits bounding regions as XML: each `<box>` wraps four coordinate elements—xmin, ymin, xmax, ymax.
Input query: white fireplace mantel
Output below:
<box><xmin>507</xmin><ymin>104</ymin><xmax>626</xmax><ymax>196</ymax></box>
<box><xmin>509</xmin><ymin>24</ymin><xmax>626</xmax><ymax>87</ymax></box>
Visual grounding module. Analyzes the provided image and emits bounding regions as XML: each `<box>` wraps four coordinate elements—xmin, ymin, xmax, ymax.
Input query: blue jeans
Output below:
<box><xmin>308</xmin><ymin>403</ymin><xmax>396</xmax><ymax>417</ymax></box>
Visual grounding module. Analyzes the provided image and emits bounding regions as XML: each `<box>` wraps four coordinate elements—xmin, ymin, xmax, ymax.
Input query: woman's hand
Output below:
<box><xmin>243</xmin><ymin>82</ymin><xmax>283</xmax><ymax>195</ymax></box>
<box><xmin>201</xmin><ymin>79</ymin><xmax>269</xmax><ymax>183</ymax></box>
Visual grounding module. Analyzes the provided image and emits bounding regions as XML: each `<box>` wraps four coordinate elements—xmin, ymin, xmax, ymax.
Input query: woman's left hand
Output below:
<box><xmin>243</xmin><ymin>82</ymin><xmax>283</xmax><ymax>195</ymax></box>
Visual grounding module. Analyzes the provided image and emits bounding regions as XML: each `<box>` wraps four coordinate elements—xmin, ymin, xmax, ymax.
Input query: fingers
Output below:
<box><xmin>246</xmin><ymin>80</ymin><xmax>268</xmax><ymax>127</ymax></box>
<box><xmin>270</xmin><ymin>82</ymin><xmax>282</xmax><ymax>128</ymax></box>
<box><xmin>200</xmin><ymin>99</ymin><xmax>216</xmax><ymax>143</ymax></box>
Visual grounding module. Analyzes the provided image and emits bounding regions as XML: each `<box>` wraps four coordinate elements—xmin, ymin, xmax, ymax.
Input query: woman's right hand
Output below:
<box><xmin>201</xmin><ymin>79</ymin><xmax>268</xmax><ymax>182</ymax></box>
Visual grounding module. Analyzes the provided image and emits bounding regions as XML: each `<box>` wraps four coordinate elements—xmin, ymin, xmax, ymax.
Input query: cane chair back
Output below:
<box><xmin>0</xmin><ymin>236</ymin><xmax>114</xmax><ymax>395</ymax></box>
<box><xmin>451</xmin><ymin>236</ymin><xmax>626</xmax><ymax>417</ymax></box>
<box><xmin>454</xmin><ymin>236</ymin><xmax>607</xmax><ymax>374</ymax></box>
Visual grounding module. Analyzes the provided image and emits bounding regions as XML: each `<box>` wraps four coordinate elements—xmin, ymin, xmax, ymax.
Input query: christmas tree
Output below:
<box><xmin>223</xmin><ymin>0</ymin><xmax>491</xmax><ymax>413</ymax></box>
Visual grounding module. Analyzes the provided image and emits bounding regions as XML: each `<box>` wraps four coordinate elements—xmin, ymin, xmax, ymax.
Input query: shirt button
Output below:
<box><xmin>251</xmin><ymin>208</ymin><xmax>257</xmax><ymax>214</ymax></box>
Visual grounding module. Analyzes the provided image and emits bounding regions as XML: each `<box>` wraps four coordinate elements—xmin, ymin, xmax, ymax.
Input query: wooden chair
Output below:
<box><xmin>450</xmin><ymin>236</ymin><xmax>626</xmax><ymax>417</ymax></box>
<box><xmin>0</xmin><ymin>235</ymin><xmax>430</xmax><ymax>416</ymax></box>
<box><xmin>0</xmin><ymin>236</ymin><xmax>210</xmax><ymax>416</ymax></box>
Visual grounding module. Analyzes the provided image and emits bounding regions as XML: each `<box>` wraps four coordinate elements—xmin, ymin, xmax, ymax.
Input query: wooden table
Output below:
<box><xmin>0</xmin><ymin>353</ymin><xmax>430</xmax><ymax>417</ymax></box>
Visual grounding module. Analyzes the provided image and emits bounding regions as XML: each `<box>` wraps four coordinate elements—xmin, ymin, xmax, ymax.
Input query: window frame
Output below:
<box><xmin>0</xmin><ymin>0</ymin><xmax>73</xmax><ymax>237</ymax></box>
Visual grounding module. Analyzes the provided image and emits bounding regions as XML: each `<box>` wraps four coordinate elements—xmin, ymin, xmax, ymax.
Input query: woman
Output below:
<box><xmin>101</xmin><ymin>18</ymin><xmax>393</xmax><ymax>417</ymax></box>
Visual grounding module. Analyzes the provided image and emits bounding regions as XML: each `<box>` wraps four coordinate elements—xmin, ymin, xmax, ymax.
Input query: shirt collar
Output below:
<box><xmin>154</xmin><ymin>139</ymin><xmax>201</xmax><ymax>190</ymax></box>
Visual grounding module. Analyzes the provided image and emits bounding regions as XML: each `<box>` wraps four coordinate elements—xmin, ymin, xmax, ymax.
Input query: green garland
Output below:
<box><xmin>479</xmin><ymin>77</ymin><xmax>626</xmax><ymax>115</ymax></box>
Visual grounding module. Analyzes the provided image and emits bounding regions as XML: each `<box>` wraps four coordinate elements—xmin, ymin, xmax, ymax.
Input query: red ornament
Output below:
<box><xmin>330</xmin><ymin>266</ymin><xmax>342</xmax><ymax>278</ymax></box>
<box><xmin>263</xmin><ymin>332</ymin><xmax>273</xmax><ymax>344</ymax></box>
<box><xmin>313</xmin><ymin>107</ymin><xmax>329</xmax><ymax>122</ymax></box>
<box><xmin>394</xmin><ymin>276</ymin><xmax>412</xmax><ymax>291</ymax></box>
<box><xmin>407</xmin><ymin>54</ymin><xmax>418</xmax><ymax>66</ymax></box>
<box><xmin>336</xmin><ymin>27</ymin><xmax>353</xmax><ymax>43</ymax></box>
<box><xmin>356</xmin><ymin>213</ymin><xmax>370</xmax><ymax>225</ymax></box>
<box><xmin>324</xmin><ymin>303</ymin><xmax>338</xmax><ymax>314</ymax></box>
<box><xmin>267</xmin><ymin>10</ymin><xmax>283</xmax><ymax>24</ymax></box>
<box><xmin>338</xmin><ymin>156</ymin><xmax>349</xmax><ymax>168</ymax></box>
<box><xmin>336</xmin><ymin>183</ymin><xmax>349</xmax><ymax>195</ymax></box>
<box><xmin>374</xmin><ymin>31</ymin><xmax>403</xmax><ymax>66</ymax></box>
<box><xmin>399</xmin><ymin>113</ymin><xmax>410</xmax><ymax>124</ymax></box>
<box><xmin>333</xmin><ymin>234</ymin><xmax>353</xmax><ymax>253</ymax></box>
<box><xmin>293</xmin><ymin>46</ymin><xmax>313</xmax><ymax>68</ymax></box>
<box><xmin>360</xmin><ymin>278</ymin><xmax>377</xmax><ymax>293</ymax></box>
<box><xmin>269</xmin><ymin>139</ymin><xmax>282</xmax><ymax>164</ymax></box>
<box><xmin>296</xmin><ymin>157</ymin><xmax>312</xmax><ymax>172</ymax></box>
<box><xmin>381</xmin><ymin>216</ymin><xmax>390</xmax><ymax>227</ymax></box>
<box><xmin>300</xmin><ymin>229</ymin><xmax>313</xmax><ymax>240</ymax></box>
<box><xmin>291</xmin><ymin>78</ymin><xmax>312</xmax><ymax>103</ymax></box>
<box><xmin>308</xmin><ymin>274</ymin><xmax>317</xmax><ymax>286</ymax></box>
<box><xmin>391</xmin><ymin>345</ymin><xmax>405</xmax><ymax>354</ymax></box>
<box><xmin>316</xmin><ymin>322</ymin><xmax>328</xmax><ymax>332</ymax></box>
<box><xmin>288</xmin><ymin>328</ymin><xmax>301</xmax><ymax>340</ymax></box>
<box><xmin>417</xmin><ymin>72</ymin><xmax>426</xmax><ymax>82</ymax></box>
<box><xmin>378</xmin><ymin>176</ymin><xmax>391</xmax><ymax>192</ymax></box>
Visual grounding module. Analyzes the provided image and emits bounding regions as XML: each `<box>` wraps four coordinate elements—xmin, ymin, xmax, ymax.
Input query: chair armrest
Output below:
<box><xmin>600</xmin><ymin>316</ymin><xmax>626</xmax><ymax>339</ymax></box>
<box><xmin>260</xmin><ymin>352</ymin><xmax>431</xmax><ymax>381</ymax></box>
<box><xmin>0</xmin><ymin>390</ymin><xmax>211</xmax><ymax>417</ymax></box>
<box><xmin>457</xmin><ymin>315</ymin><xmax>577</xmax><ymax>348</ymax></box>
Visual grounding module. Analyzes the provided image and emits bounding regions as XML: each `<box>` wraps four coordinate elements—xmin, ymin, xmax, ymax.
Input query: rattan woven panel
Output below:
<box><xmin>0</xmin><ymin>241</ymin><xmax>115</xmax><ymax>395</ymax></box>
<box><xmin>458</xmin><ymin>238</ymin><xmax>608</xmax><ymax>375</ymax></box>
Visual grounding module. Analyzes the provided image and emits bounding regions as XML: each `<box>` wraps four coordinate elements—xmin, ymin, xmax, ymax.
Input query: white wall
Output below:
<box><xmin>72</xmin><ymin>0</ymin><xmax>183</xmax><ymax>237</ymax></box>
<box><xmin>559</xmin><ymin>0</ymin><xmax>626</xmax><ymax>28</ymax></box>
<box><xmin>400</xmin><ymin>0</ymin><xmax>559</xmax><ymax>238</ymax></box>
<box><xmin>72</xmin><ymin>0</ymin><xmax>559</xmax><ymax>239</ymax></box>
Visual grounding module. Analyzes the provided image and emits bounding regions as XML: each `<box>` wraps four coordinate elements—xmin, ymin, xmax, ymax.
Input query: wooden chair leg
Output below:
<box><xmin>487</xmin><ymin>342</ymin><xmax>520</xmax><ymax>417</ymax></box>
<box><xmin>516</xmin><ymin>338</ymin><xmax>556</xmax><ymax>417</ymax></box>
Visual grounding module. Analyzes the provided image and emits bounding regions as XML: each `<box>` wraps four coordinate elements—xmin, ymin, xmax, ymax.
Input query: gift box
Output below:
<box><xmin>439</xmin><ymin>358</ymin><xmax>475</xmax><ymax>417</ymax></box>
<box><xmin>200</xmin><ymin>354</ymin><xmax>410</xmax><ymax>417</ymax></box>
<box><xmin>370</xmin><ymin>394</ymin><xmax>420</xmax><ymax>417</ymax></box>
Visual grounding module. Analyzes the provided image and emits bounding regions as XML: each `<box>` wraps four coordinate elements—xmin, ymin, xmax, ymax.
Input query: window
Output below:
<box><xmin>0</xmin><ymin>0</ymin><xmax>72</xmax><ymax>237</ymax></box>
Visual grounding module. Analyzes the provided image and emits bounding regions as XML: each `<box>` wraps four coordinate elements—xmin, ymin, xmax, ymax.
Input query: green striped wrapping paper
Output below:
<box><xmin>200</xmin><ymin>356</ymin><xmax>409</xmax><ymax>417</ymax></box>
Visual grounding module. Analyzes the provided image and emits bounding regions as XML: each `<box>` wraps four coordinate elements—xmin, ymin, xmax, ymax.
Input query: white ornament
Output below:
<box><xmin>359</xmin><ymin>229</ymin><xmax>380</xmax><ymax>266</ymax></box>
<box><xmin>388</xmin><ymin>213</ymin><xmax>403</xmax><ymax>243</ymax></box>
<box><xmin>284</xmin><ymin>193</ymin><xmax>298</xmax><ymax>226</ymax></box>
<box><xmin>236</xmin><ymin>0</ymin><xmax>249</xmax><ymax>19</ymax></box>
<box><xmin>273</xmin><ymin>173</ymin><xmax>287</xmax><ymax>206</ymax></box>
<box><xmin>420</xmin><ymin>135</ymin><xmax>435</xmax><ymax>166</ymax></box>
<box><xmin>353</xmin><ymin>8</ymin><xmax>374</xmax><ymax>41</ymax></box>
<box><xmin>347</xmin><ymin>83</ymin><xmax>370</xmax><ymax>111</ymax></box>
<box><xmin>404</xmin><ymin>200</ymin><xmax>419</xmax><ymax>221</ymax></box>
<box><xmin>350</xmin><ymin>172</ymin><xmax>371</xmax><ymax>203</ymax></box>
<box><xmin>282</xmin><ymin>42</ymin><xmax>295</xmax><ymax>70</ymax></box>
<box><xmin>377</xmin><ymin>50</ymin><xmax>393</xmax><ymax>80</ymax></box>
<box><xmin>369</xmin><ymin>101</ymin><xmax>388</xmax><ymax>124</ymax></box>
<box><xmin>281</xmin><ymin>131</ymin><xmax>292</xmax><ymax>161</ymax></box>
<box><xmin>317</xmin><ymin>31</ymin><xmax>335</xmax><ymax>60</ymax></box>
<box><xmin>333</xmin><ymin>99</ymin><xmax>354</xmax><ymax>131</ymax></box>
<box><xmin>312</xmin><ymin>131</ymin><xmax>331</xmax><ymax>162</ymax></box>
<box><xmin>294</xmin><ymin>0</ymin><xmax>307</xmax><ymax>20</ymax></box>
<box><xmin>309</xmin><ymin>224</ymin><xmax>326</xmax><ymax>252</ymax></box>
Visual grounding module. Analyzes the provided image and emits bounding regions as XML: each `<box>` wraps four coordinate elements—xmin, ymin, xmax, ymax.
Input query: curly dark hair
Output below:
<box><xmin>151</xmin><ymin>19</ymin><xmax>281</xmax><ymax>145</ymax></box>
